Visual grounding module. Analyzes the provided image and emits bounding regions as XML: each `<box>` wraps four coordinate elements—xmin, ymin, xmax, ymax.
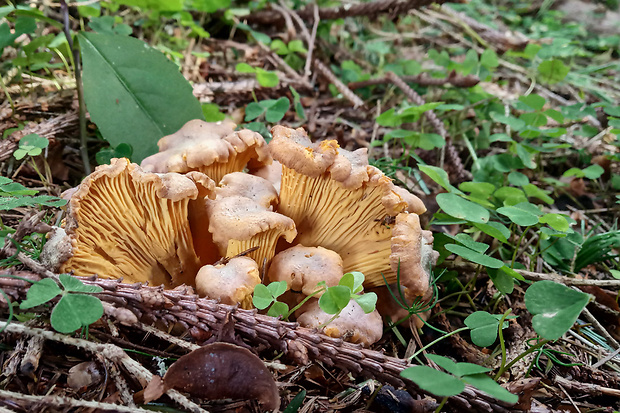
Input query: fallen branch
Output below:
<box><xmin>348</xmin><ymin>71</ymin><xmax>480</xmax><ymax>89</ymax></box>
<box><xmin>0</xmin><ymin>270</ymin><xmax>515</xmax><ymax>412</ymax></box>
<box><xmin>245</xmin><ymin>0</ymin><xmax>448</xmax><ymax>26</ymax></box>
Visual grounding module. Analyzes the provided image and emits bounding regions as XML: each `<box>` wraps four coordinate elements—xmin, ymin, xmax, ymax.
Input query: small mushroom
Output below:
<box><xmin>296</xmin><ymin>298</ymin><xmax>383</xmax><ymax>347</ymax></box>
<box><xmin>203</xmin><ymin>173</ymin><xmax>296</xmax><ymax>268</ymax></box>
<box><xmin>163</xmin><ymin>342</ymin><xmax>280</xmax><ymax>411</ymax></box>
<box><xmin>195</xmin><ymin>257</ymin><xmax>261</xmax><ymax>309</ymax></box>
<box><xmin>141</xmin><ymin>119</ymin><xmax>271</xmax><ymax>184</ymax></box>
<box><xmin>390</xmin><ymin>213</ymin><xmax>438</xmax><ymax>300</ymax></box>
<box><xmin>44</xmin><ymin>158</ymin><xmax>214</xmax><ymax>288</ymax></box>
<box><xmin>269</xmin><ymin>126</ymin><xmax>428</xmax><ymax>289</ymax></box>
<box><xmin>268</xmin><ymin>245</ymin><xmax>343</xmax><ymax>296</ymax></box>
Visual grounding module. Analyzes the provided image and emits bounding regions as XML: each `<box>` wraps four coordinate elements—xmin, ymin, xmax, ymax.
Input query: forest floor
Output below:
<box><xmin>1</xmin><ymin>0</ymin><xmax>620</xmax><ymax>412</ymax></box>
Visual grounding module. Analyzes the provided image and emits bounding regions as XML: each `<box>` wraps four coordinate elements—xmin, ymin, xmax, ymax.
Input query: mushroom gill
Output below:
<box><xmin>269</xmin><ymin>126</ymin><xmax>430</xmax><ymax>291</ymax></box>
<box><xmin>57</xmin><ymin>158</ymin><xmax>214</xmax><ymax>288</ymax></box>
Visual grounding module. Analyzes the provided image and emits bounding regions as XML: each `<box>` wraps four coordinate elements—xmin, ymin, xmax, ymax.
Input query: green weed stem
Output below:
<box><xmin>494</xmin><ymin>337</ymin><xmax>551</xmax><ymax>380</ymax></box>
<box><xmin>409</xmin><ymin>327</ymin><xmax>469</xmax><ymax>360</ymax></box>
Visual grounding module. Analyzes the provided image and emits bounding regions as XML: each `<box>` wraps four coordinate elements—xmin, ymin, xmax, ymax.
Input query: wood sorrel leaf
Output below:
<box><xmin>525</xmin><ymin>281</ymin><xmax>591</xmax><ymax>340</ymax></box>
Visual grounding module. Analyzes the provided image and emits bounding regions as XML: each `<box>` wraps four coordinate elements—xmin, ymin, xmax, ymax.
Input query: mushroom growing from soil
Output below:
<box><xmin>268</xmin><ymin>245</ymin><xmax>344</xmax><ymax>296</ymax></box>
<box><xmin>44</xmin><ymin>158</ymin><xmax>214</xmax><ymax>288</ymax></box>
<box><xmin>296</xmin><ymin>298</ymin><xmax>383</xmax><ymax>347</ymax></box>
<box><xmin>195</xmin><ymin>257</ymin><xmax>261</xmax><ymax>309</ymax></box>
<box><xmin>268</xmin><ymin>126</ymin><xmax>433</xmax><ymax>295</ymax></box>
<box><xmin>205</xmin><ymin>173</ymin><xmax>296</xmax><ymax>269</ymax></box>
<box><xmin>140</xmin><ymin>119</ymin><xmax>271</xmax><ymax>184</ymax></box>
<box><xmin>162</xmin><ymin>342</ymin><xmax>280</xmax><ymax>411</ymax></box>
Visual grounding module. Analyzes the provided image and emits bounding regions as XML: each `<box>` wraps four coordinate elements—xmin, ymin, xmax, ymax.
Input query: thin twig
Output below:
<box><xmin>60</xmin><ymin>0</ymin><xmax>90</xmax><ymax>175</ymax></box>
<box><xmin>313</xmin><ymin>60</ymin><xmax>365</xmax><ymax>108</ymax></box>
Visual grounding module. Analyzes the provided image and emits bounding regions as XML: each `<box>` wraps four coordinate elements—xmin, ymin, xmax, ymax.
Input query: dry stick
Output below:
<box><xmin>0</xmin><ymin>321</ymin><xmax>208</xmax><ymax>413</ymax></box>
<box><xmin>245</xmin><ymin>0</ymin><xmax>446</xmax><ymax>26</ymax></box>
<box><xmin>0</xmin><ymin>273</ymin><xmax>513</xmax><ymax>413</ymax></box>
<box><xmin>515</xmin><ymin>269</ymin><xmax>620</xmax><ymax>288</ymax></box>
<box><xmin>0</xmin><ymin>111</ymin><xmax>79</xmax><ymax>163</ymax></box>
<box><xmin>554</xmin><ymin>375</ymin><xmax>620</xmax><ymax>398</ymax></box>
<box><xmin>305</xmin><ymin>5</ymin><xmax>320</xmax><ymax>80</ymax></box>
<box><xmin>385</xmin><ymin>71</ymin><xmax>470</xmax><ymax>181</ymax></box>
<box><xmin>349</xmin><ymin>72</ymin><xmax>480</xmax><ymax>89</ymax></box>
<box><xmin>0</xmin><ymin>388</ymin><xmax>152</xmax><ymax>413</ymax></box>
<box><xmin>580</xmin><ymin>306</ymin><xmax>620</xmax><ymax>350</ymax></box>
<box><xmin>313</xmin><ymin>59</ymin><xmax>365</xmax><ymax>108</ymax></box>
<box><xmin>60</xmin><ymin>0</ymin><xmax>90</xmax><ymax>175</ymax></box>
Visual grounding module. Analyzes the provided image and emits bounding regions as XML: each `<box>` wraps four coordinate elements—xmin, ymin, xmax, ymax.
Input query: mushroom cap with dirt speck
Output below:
<box><xmin>296</xmin><ymin>298</ymin><xmax>383</xmax><ymax>347</ymax></box>
<box><xmin>205</xmin><ymin>181</ymin><xmax>297</xmax><ymax>268</ymax></box>
<box><xmin>268</xmin><ymin>125</ymin><xmax>428</xmax><ymax>290</ymax></box>
<box><xmin>268</xmin><ymin>245</ymin><xmax>344</xmax><ymax>296</ymax></box>
<box><xmin>52</xmin><ymin>158</ymin><xmax>214</xmax><ymax>288</ymax></box>
<box><xmin>216</xmin><ymin>172</ymin><xmax>278</xmax><ymax>209</ymax></box>
<box><xmin>195</xmin><ymin>257</ymin><xmax>261</xmax><ymax>309</ymax></box>
<box><xmin>140</xmin><ymin>119</ymin><xmax>271</xmax><ymax>184</ymax></box>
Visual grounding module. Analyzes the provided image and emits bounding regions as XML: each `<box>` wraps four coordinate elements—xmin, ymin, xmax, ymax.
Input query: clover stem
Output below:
<box><xmin>511</xmin><ymin>227</ymin><xmax>530</xmax><ymax>268</ymax></box>
<box><xmin>434</xmin><ymin>396</ymin><xmax>448</xmax><ymax>413</ymax></box>
<box><xmin>494</xmin><ymin>338</ymin><xmax>550</xmax><ymax>380</ymax></box>
<box><xmin>409</xmin><ymin>327</ymin><xmax>469</xmax><ymax>360</ymax></box>
<box><xmin>286</xmin><ymin>286</ymin><xmax>326</xmax><ymax>319</ymax></box>
<box><xmin>496</xmin><ymin>309</ymin><xmax>512</xmax><ymax>379</ymax></box>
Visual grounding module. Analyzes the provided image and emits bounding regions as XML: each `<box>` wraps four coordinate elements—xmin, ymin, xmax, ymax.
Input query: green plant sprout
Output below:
<box><xmin>20</xmin><ymin>273</ymin><xmax>104</xmax><ymax>335</ymax></box>
<box><xmin>252</xmin><ymin>272</ymin><xmax>378</xmax><ymax>324</ymax></box>
<box><xmin>235</xmin><ymin>62</ymin><xmax>279</xmax><ymax>88</ymax></box>
<box><xmin>525</xmin><ymin>337</ymin><xmax>582</xmax><ymax>376</ymax></box>
<box><xmin>401</xmin><ymin>353</ymin><xmax>518</xmax><ymax>411</ymax></box>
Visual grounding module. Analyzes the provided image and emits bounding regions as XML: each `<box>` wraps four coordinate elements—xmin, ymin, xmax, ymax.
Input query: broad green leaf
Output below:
<box><xmin>426</xmin><ymin>354</ymin><xmax>458</xmax><ymax>375</ymax></box>
<box><xmin>265</xmin><ymin>97</ymin><xmax>289</xmax><ymax>122</ymax></box>
<box><xmin>236</xmin><ymin>62</ymin><xmax>256</xmax><ymax>73</ymax></box>
<box><xmin>462</xmin><ymin>374</ymin><xmax>518</xmax><ymax>404</ymax></box>
<box><xmin>452</xmin><ymin>234</ymin><xmax>489</xmax><ymax>253</ymax></box>
<box><xmin>518</xmin><ymin>94</ymin><xmax>545</xmax><ymax>111</ymax></box>
<box><xmin>516</xmin><ymin>143</ymin><xmax>535</xmax><ymax>169</ymax></box>
<box><xmin>289</xmin><ymin>87</ymin><xmax>306</xmax><ymax>121</ymax></box>
<box><xmin>428</xmin><ymin>354</ymin><xmax>491</xmax><ymax>377</ymax></box>
<box><xmin>20</xmin><ymin>278</ymin><xmax>62</xmax><ymax>309</ymax></box>
<box><xmin>497</xmin><ymin>202</ymin><xmax>542</xmax><ymax>226</ymax></box>
<box><xmin>287</xmin><ymin>39</ymin><xmax>307</xmax><ymax>53</ymax></box>
<box><xmin>245</xmin><ymin>102</ymin><xmax>266</xmax><ymax>121</ymax></box>
<box><xmin>256</xmin><ymin>68</ymin><xmax>279</xmax><ymax>87</ymax></box>
<box><xmin>445</xmin><ymin>244</ymin><xmax>504</xmax><ymax>268</ymax></box>
<box><xmin>79</xmin><ymin>32</ymin><xmax>204</xmax><ymax>163</ymax></box>
<box><xmin>202</xmin><ymin>103</ymin><xmax>226</xmax><ymax>122</ymax></box>
<box><xmin>400</xmin><ymin>365</ymin><xmax>464</xmax><ymax>397</ymax></box>
<box><xmin>610</xmin><ymin>270</ymin><xmax>620</xmax><ymax>280</ymax></box>
<box><xmin>376</xmin><ymin>109</ymin><xmax>402</xmax><ymax>127</ymax></box>
<box><xmin>583</xmin><ymin>164</ymin><xmax>605</xmax><ymax>179</ymax></box>
<box><xmin>538</xmin><ymin>59</ymin><xmax>569</xmax><ymax>84</ymax></box>
<box><xmin>50</xmin><ymin>294</ymin><xmax>104</xmax><ymax>334</ymax></box>
<box><xmin>459</xmin><ymin>182</ymin><xmax>496</xmax><ymax>200</ymax></box>
<box><xmin>487</xmin><ymin>267</ymin><xmax>515</xmax><ymax>294</ymax></box>
<box><xmin>539</xmin><ymin>213</ymin><xmax>569</xmax><ymax>232</ymax></box>
<box><xmin>480</xmin><ymin>49</ymin><xmax>498</xmax><ymax>68</ymax></box>
<box><xmin>507</xmin><ymin>171</ymin><xmax>529</xmax><ymax>186</ymax></box>
<box><xmin>190</xmin><ymin>0</ymin><xmax>231</xmax><ymax>13</ymax></box>
<box><xmin>525</xmin><ymin>281</ymin><xmax>591</xmax><ymax>340</ymax></box>
<box><xmin>419</xmin><ymin>165</ymin><xmax>460</xmax><ymax>193</ymax></box>
<box><xmin>252</xmin><ymin>284</ymin><xmax>274</xmax><ymax>309</ymax></box>
<box><xmin>523</xmin><ymin>184</ymin><xmax>553</xmax><ymax>204</ymax></box>
<box><xmin>319</xmin><ymin>287</ymin><xmax>351</xmax><ymax>314</ymax></box>
<box><xmin>474</xmin><ymin>221</ymin><xmax>510</xmax><ymax>244</ymax></box>
<box><xmin>436</xmin><ymin>193</ymin><xmax>489</xmax><ymax>223</ymax></box>
<box><xmin>520</xmin><ymin>112</ymin><xmax>547</xmax><ymax>127</ymax></box>
<box><xmin>267</xmin><ymin>301</ymin><xmax>289</xmax><ymax>318</ymax></box>
<box><xmin>266</xmin><ymin>280</ymin><xmax>288</xmax><ymax>298</ymax></box>
<box><xmin>354</xmin><ymin>292</ymin><xmax>377</xmax><ymax>313</ymax></box>
<box><xmin>95</xmin><ymin>143</ymin><xmax>133</xmax><ymax>165</ymax></box>
<box><xmin>490</xmin><ymin>112</ymin><xmax>525</xmax><ymax>131</ymax></box>
<box><xmin>339</xmin><ymin>271</ymin><xmax>365</xmax><ymax>294</ymax></box>
<box><xmin>465</xmin><ymin>311</ymin><xmax>501</xmax><ymax>347</ymax></box>
<box><xmin>59</xmin><ymin>273</ymin><xmax>103</xmax><ymax>293</ymax></box>
<box><xmin>494</xmin><ymin>187</ymin><xmax>528</xmax><ymax>206</ymax></box>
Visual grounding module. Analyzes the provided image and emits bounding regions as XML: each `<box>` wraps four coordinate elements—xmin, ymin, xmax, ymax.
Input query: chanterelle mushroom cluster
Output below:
<box><xmin>44</xmin><ymin>120</ymin><xmax>438</xmax><ymax>347</ymax></box>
